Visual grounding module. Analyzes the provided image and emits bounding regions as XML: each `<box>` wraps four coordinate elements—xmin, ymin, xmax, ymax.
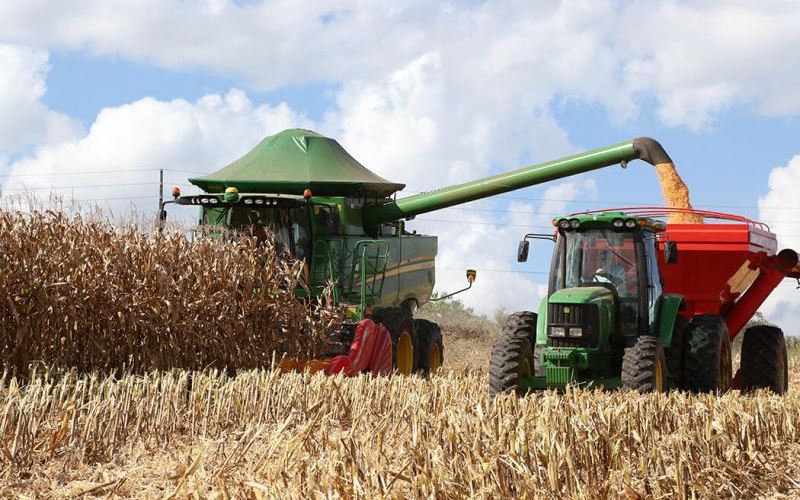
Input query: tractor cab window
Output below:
<box><xmin>551</xmin><ymin>229</ymin><xmax>641</xmax><ymax>333</ymax></box>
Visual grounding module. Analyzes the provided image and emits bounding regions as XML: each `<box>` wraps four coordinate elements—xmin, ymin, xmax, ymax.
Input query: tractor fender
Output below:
<box><xmin>656</xmin><ymin>294</ymin><xmax>685</xmax><ymax>348</ymax></box>
<box><xmin>535</xmin><ymin>297</ymin><xmax>548</xmax><ymax>346</ymax></box>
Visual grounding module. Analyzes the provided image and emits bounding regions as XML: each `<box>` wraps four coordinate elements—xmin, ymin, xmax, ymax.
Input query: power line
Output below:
<box><xmin>0</xmin><ymin>168</ymin><xmax>207</xmax><ymax>179</ymax></box>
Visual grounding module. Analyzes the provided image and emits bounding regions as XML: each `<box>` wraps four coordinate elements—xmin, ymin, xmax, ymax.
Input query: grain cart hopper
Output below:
<box><xmin>163</xmin><ymin>129</ymin><xmax>681</xmax><ymax>375</ymax></box>
<box><xmin>492</xmin><ymin>206</ymin><xmax>799</xmax><ymax>396</ymax></box>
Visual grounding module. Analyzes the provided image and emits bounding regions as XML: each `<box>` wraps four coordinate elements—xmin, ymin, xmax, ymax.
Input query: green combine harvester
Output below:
<box><xmin>165</xmin><ymin>129</ymin><xmax>720</xmax><ymax>377</ymax></box>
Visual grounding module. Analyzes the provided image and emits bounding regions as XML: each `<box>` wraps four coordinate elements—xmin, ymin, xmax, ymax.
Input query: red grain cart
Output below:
<box><xmin>627</xmin><ymin>207</ymin><xmax>799</xmax><ymax>391</ymax></box>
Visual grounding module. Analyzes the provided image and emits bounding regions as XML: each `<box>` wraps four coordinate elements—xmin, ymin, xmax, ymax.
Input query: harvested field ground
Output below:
<box><xmin>3</xmin><ymin>346</ymin><xmax>800</xmax><ymax>499</ymax></box>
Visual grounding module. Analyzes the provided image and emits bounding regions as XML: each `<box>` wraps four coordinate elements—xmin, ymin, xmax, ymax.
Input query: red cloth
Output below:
<box><xmin>328</xmin><ymin>319</ymin><xmax>393</xmax><ymax>377</ymax></box>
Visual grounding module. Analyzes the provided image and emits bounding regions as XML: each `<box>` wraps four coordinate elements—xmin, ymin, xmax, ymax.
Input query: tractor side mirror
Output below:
<box><xmin>517</xmin><ymin>240</ymin><xmax>530</xmax><ymax>262</ymax></box>
<box><xmin>664</xmin><ymin>241</ymin><xmax>679</xmax><ymax>264</ymax></box>
<box><xmin>159</xmin><ymin>209</ymin><xmax>167</xmax><ymax>221</ymax></box>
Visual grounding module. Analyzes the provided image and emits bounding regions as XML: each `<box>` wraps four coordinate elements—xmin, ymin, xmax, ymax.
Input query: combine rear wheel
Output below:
<box><xmin>489</xmin><ymin>312</ymin><xmax>538</xmax><ymax>397</ymax></box>
<box><xmin>686</xmin><ymin>314</ymin><xmax>732</xmax><ymax>393</ymax></box>
<box><xmin>372</xmin><ymin>307</ymin><xmax>416</xmax><ymax>375</ymax></box>
<box><xmin>622</xmin><ymin>336</ymin><xmax>667</xmax><ymax>392</ymax></box>
<box><xmin>740</xmin><ymin>324</ymin><xmax>788</xmax><ymax>394</ymax></box>
<box><xmin>415</xmin><ymin>319</ymin><xmax>444</xmax><ymax>376</ymax></box>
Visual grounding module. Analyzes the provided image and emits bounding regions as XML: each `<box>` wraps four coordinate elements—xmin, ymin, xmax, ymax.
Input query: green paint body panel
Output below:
<box><xmin>656</xmin><ymin>294</ymin><xmax>684</xmax><ymax>348</ymax></box>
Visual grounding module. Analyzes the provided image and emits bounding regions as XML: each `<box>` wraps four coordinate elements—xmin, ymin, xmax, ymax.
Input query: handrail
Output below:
<box><xmin>570</xmin><ymin>206</ymin><xmax>771</xmax><ymax>232</ymax></box>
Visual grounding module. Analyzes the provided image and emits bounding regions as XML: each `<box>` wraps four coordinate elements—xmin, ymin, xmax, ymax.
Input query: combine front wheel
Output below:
<box><xmin>488</xmin><ymin>312</ymin><xmax>538</xmax><ymax>397</ymax></box>
<box><xmin>622</xmin><ymin>336</ymin><xmax>667</xmax><ymax>392</ymax></box>
<box><xmin>373</xmin><ymin>307</ymin><xmax>416</xmax><ymax>375</ymax></box>
<box><xmin>686</xmin><ymin>314</ymin><xmax>732</xmax><ymax>393</ymax></box>
<box><xmin>740</xmin><ymin>325</ymin><xmax>788</xmax><ymax>394</ymax></box>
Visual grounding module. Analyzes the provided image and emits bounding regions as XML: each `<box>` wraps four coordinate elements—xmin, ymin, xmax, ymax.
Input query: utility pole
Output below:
<box><xmin>158</xmin><ymin>168</ymin><xmax>164</xmax><ymax>213</ymax></box>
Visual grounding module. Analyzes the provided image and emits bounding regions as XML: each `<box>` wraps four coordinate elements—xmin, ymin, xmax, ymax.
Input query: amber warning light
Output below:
<box><xmin>466</xmin><ymin>269</ymin><xmax>477</xmax><ymax>283</ymax></box>
<box><xmin>303</xmin><ymin>188</ymin><xmax>313</xmax><ymax>200</ymax></box>
<box><xmin>171</xmin><ymin>186</ymin><xmax>181</xmax><ymax>198</ymax></box>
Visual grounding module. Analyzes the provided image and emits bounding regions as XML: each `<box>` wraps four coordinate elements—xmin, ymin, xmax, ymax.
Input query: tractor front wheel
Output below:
<box><xmin>488</xmin><ymin>311</ymin><xmax>538</xmax><ymax>397</ymax></box>
<box><xmin>622</xmin><ymin>336</ymin><xmax>667</xmax><ymax>392</ymax></box>
<box><xmin>686</xmin><ymin>314</ymin><xmax>732</xmax><ymax>393</ymax></box>
<box><xmin>740</xmin><ymin>324</ymin><xmax>788</xmax><ymax>394</ymax></box>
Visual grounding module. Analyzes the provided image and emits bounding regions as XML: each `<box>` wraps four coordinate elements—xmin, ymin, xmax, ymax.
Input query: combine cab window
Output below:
<box><xmin>202</xmin><ymin>205</ymin><xmax>311</xmax><ymax>260</ymax></box>
<box><xmin>552</xmin><ymin>229</ymin><xmax>642</xmax><ymax>334</ymax></box>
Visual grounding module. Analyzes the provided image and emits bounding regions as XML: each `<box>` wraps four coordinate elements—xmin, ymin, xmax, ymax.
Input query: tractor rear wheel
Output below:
<box><xmin>415</xmin><ymin>319</ymin><xmax>444</xmax><ymax>376</ymax></box>
<box><xmin>740</xmin><ymin>324</ymin><xmax>788</xmax><ymax>394</ymax></box>
<box><xmin>686</xmin><ymin>314</ymin><xmax>732</xmax><ymax>393</ymax></box>
<box><xmin>489</xmin><ymin>311</ymin><xmax>538</xmax><ymax>397</ymax></box>
<box><xmin>372</xmin><ymin>307</ymin><xmax>416</xmax><ymax>375</ymax></box>
<box><xmin>622</xmin><ymin>336</ymin><xmax>667</xmax><ymax>392</ymax></box>
<box><xmin>665</xmin><ymin>315</ymin><xmax>690</xmax><ymax>390</ymax></box>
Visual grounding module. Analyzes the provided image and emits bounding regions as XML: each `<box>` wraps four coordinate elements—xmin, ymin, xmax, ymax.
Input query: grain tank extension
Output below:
<box><xmin>165</xmin><ymin>129</ymin><xmax>672</xmax><ymax>374</ymax></box>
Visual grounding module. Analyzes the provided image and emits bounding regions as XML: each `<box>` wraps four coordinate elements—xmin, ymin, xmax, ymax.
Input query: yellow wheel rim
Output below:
<box><xmin>397</xmin><ymin>331</ymin><xmax>414</xmax><ymax>375</ymax></box>
<box><xmin>655</xmin><ymin>357</ymin><xmax>665</xmax><ymax>392</ymax></box>
<box><xmin>429</xmin><ymin>343</ymin><xmax>442</xmax><ymax>374</ymax></box>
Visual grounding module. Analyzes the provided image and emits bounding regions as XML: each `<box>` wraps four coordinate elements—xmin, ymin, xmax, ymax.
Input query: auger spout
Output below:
<box><xmin>363</xmin><ymin>138</ymin><xmax>667</xmax><ymax>226</ymax></box>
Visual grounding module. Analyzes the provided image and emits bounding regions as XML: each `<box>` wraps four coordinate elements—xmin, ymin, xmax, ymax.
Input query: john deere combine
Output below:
<box><xmin>165</xmin><ymin>129</ymin><xmax>723</xmax><ymax>375</ymax></box>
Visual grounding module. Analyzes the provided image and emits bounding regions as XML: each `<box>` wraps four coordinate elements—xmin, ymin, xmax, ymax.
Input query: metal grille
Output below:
<box><xmin>547</xmin><ymin>303</ymin><xmax>600</xmax><ymax>348</ymax></box>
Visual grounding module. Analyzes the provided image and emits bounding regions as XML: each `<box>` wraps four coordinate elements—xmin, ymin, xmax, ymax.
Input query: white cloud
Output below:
<box><xmin>1</xmin><ymin>89</ymin><xmax>309</xmax><ymax>217</ymax></box>
<box><xmin>0</xmin><ymin>44</ymin><xmax>81</xmax><ymax>153</ymax></box>
<box><xmin>758</xmin><ymin>156</ymin><xmax>800</xmax><ymax>334</ymax></box>
<box><xmin>3</xmin><ymin>2</ymin><xmax>800</xmax><ymax>130</ymax></box>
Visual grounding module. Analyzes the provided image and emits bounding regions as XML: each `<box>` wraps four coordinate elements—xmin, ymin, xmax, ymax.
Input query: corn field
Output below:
<box><xmin>1</xmin><ymin>361</ymin><xmax>799</xmax><ymax>499</ymax></box>
<box><xmin>0</xmin><ymin>209</ymin><xmax>339</xmax><ymax>374</ymax></box>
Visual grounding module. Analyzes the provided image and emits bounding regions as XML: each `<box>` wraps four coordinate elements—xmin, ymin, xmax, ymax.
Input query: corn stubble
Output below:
<box><xmin>1</xmin><ymin>363</ymin><xmax>799</xmax><ymax>499</ymax></box>
<box><xmin>0</xmin><ymin>209</ymin><xmax>338</xmax><ymax>374</ymax></box>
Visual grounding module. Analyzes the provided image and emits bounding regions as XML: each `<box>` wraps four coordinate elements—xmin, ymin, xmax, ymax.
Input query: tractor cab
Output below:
<box><xmin>548</xmin><ymin>213</ymin><xmax>667</xmax><ymax>341</ymax></box>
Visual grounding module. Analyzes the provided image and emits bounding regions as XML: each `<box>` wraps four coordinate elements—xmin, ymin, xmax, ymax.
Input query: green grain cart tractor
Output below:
<box><xmin>164</xmin><ymin>129</ymin><xmax>692</xmax><ymax>375</ymax></box>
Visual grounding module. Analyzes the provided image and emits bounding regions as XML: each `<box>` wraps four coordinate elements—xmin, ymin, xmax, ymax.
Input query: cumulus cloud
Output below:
<box><xmin>0</xmin><ymin>44</ymin><xmax>81</xmax><ymax>154</ymax></box>
<box><xmin>1</xmin><ymin>90</ymin><xmax>309</xmax><ymax>217</ymax></box>
<box><xmin>3</xmin><ymin>1</ymin><xmax>800</xmax><ymax>130</ymax></box>
<box><xmin>758</xmin><ymin>156</ymin><xmax>800</xmax><ymax>333</ymax></box>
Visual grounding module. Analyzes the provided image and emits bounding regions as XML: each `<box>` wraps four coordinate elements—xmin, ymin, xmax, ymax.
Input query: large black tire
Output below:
<box><xmin>665</xmin><ymin>315</ymin><xmax>690</xmax><ymax>390</ymax></box>
<box><xmin>488</xmin><ymin>311</ymin><xmax>538</xmax><ymax>397</ymax></box>
<box><xmin>372</xmin><ymin>307</ymin><xmax>416</xmax><ymax>374</ymax></box>
<box><xmin>740</xmin><ymin>324</ymin><xmax>789</xmax><ymax>394</ymax></box>
<box><xmin>414</xmin><ymin>319</ymin><xmax>444</xmax><ymax>376</ymax></box>
<box><xmin>622</xmin><ymin>336</ymin><xmax>667</xmax><ymax>392</ymax></box>
<box><xmin>686</xmin><ymin>314</ymin><xmax>732</xmax><ymax>393</ymax></box>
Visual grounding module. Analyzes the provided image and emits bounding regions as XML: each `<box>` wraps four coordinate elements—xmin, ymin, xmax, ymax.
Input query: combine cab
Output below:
<box><xmin>491</xmin><ymin>208</ymin><xmax>798</xmax><ymax>395</ymax></box>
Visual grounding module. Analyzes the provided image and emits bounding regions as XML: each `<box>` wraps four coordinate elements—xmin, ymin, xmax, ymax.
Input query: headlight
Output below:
<box><xmin>558</xmin><ymin>219</ymin><xmax>570</xmax><ymax>229</ymax></box>
<box><xmin>625</xmin><ymin>219</ymin><xmax>637</xmax><ymax>228</ymax></box>
<box><xmin>243</xmin><ymin>199</ymin><xmax>253</xmax><ymax>205</ymax></box>
<box><xmin>569</xmin><ymin>219</ymin><xmax>580</xmax><ymax>229</ymax></box>
<box><xmin>549</xmin><ymin>326</ymin><xmax>566</xmax><ymax>337</ymax></box>
<box><xmin>254</xmin><ymin>198</ymin><xmax>265</xmax><ymax>205</ymax></box>
<box><xmin>612</xmin><ymin>218</ymin><xmax>624</xmax><ymax>228</ymax></box>
<box><xmin>568</xmin><ymin>327</ymin><xmax>583</xmax><ymax>337</ymax></box>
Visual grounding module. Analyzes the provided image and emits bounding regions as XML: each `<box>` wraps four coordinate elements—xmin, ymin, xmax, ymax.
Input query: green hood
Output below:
<box><xmin>549</xmin><ymin>286</ymin><xmax>614</xmax><ymax>304</ymax></box>
<box><xmin>189</xmin><ymin>129</ymin><xmax>405</xmax><ymax>196</ymax></box>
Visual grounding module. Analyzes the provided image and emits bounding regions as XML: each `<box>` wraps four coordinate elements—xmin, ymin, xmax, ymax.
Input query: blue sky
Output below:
<box><xmin>1</xmin><ymin>1</ymin><xmax>799</xmax><ymax>328</ymax></box>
